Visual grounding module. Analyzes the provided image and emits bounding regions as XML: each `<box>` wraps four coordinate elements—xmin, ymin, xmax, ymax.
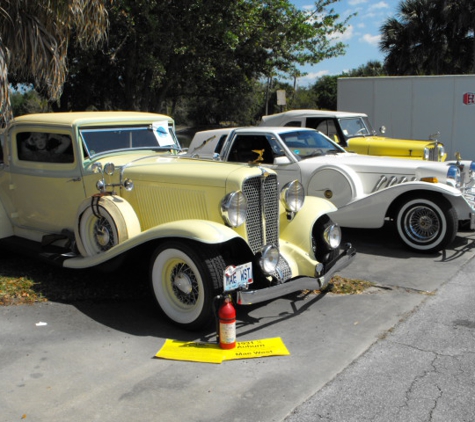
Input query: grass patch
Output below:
<box><xmin>0</xmin><ymin>276</ymin><xmax>47</xmax><ymax>305</ymax></box>
<box><xmin>327</xmin><ymin>275</ymin><xmax>374</xmax><ymax>294</ymax></box>
<box><xmin>0</xmin><ymin>249</ymin><xmax>151</xmax><ymax>306</ymax></box>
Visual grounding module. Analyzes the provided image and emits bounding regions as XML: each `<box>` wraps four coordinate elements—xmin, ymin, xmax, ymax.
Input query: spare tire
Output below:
<box><xmin>75</xmin><ymin>195</ymin><xmax>141</xmax><ymax>257</ymax></box>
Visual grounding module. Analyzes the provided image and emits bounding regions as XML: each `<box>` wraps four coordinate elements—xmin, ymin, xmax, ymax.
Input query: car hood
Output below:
<box><xmin>102</xmin><ymin>154</ymin><xmax>267</xmax><ymax>188</ymax></box>
<box><xmin>359</xmin><ymin>135</ymin><xmax>438</xmax><ymax>146</ymax></box>
<box><xmin>301</xmin><ymin>152</ymin><xmax>452</xmax><ymax>178</ymax></box>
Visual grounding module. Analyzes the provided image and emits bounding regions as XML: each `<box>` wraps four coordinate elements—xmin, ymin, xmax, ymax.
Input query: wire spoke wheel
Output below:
<box><xmin>150</xmin><ymin>241</ymin><xmax>225</xmax><ymax>330</ymax></box>
<box><xmin>396</xmin><ymin>196</ymin><xmax>457</xmax><ymax>253</ymax></box>
<box><xmin>403</xmin><ymin>204</ymin><xmax>441</xmax><ymax>243</ymax></box>
<box><xmin>78</xmin><ymin>206</ymin><xmax>120</xmax><ymax>255</ymax></box>
<box><xmin>75</xmin><ymin>196</ymin><xmax>141</xmax><ymax>257</ymax></box>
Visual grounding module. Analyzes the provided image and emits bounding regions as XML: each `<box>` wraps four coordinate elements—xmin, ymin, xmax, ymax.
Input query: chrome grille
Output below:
<box><xmin>373</xmin><ymin>175</ymin><xmax>416</xmax><ymax>192</ymax></box>
<box><xmin>242</xmin><ymin>173</ymin><xmax>279</xmax><ymax>254</ymax></box>
<box><xmin>428</xmin><ymin>145</ymin><xmax>444</xmax><ymax>161</ymax></box>
<box><xmin>270</xmin><ymin>255</ymin><xmax>293</xmax><ymax>284</ymax></box>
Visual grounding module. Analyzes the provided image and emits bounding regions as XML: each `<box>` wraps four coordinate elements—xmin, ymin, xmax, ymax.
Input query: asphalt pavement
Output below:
<box><xmin>285</xmin><ymin>237</ymin><xmax>475</xmax><ymax>422</ymax></box>
<box><xmin>1</xmin><ymin>224</ymin><xmax>475</xmax><ymax>422</ymax></box>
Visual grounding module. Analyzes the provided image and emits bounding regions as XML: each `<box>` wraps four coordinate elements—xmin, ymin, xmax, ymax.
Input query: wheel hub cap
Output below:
<box><xmin>173</xmin><ymin>272</ymin><xmax>193</xmax><ymax>294</ymax></box>
<box><xmin>418</xmin><ymin>215</ymin><xmax>433</xmax><ymax>230</ymax></box>
<box><xmin>95</xmin><ymin>224</ymin><xmax>111</xmax><ymax>247</ymax></box>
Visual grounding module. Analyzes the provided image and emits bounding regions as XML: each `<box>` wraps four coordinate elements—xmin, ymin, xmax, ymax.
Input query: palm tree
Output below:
<box><xmin>0</xmin><ymin>0</ymin><xmax>109</xmax><ymax>123</ymax></box>
<box><xmin>446</xmin><ymin>0</ymin><xmax>475</xmax><ymax>73</ymax></box>
<box><xmin>379</xmin><ymin>0</ymin><xmax>475</xmax><ymax>75</ymax></box>
<box><xmin>380</xmin><ymin>0</ymin><xmax>451</xmax><ymax>75</ymax></box>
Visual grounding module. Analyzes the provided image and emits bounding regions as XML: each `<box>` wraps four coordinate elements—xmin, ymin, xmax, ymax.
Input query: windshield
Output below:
<box><xmin>338</xmin><ymin>117</ymin><xmax>372</xmax><ymax>138</ymax></box>
<box><xmin>79</xmin><ymin>121</ymin><xmax>181</xmax><ymax>158</ymax></box>
<box><xmin>279</xmin><ymin>130</ymin><xmax>345</xmax><ymax>158</ymax></box>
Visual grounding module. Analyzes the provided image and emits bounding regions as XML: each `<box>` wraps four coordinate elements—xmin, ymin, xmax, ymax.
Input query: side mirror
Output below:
<box><xmin>274</xmin><ymin>156</ymin><xmax>291</xmax><ymax>165</ymax></box>
<box><xmin>379</xmin><ymin>126</ymin><xmax>386</xmax><ymax>134</ymax></box>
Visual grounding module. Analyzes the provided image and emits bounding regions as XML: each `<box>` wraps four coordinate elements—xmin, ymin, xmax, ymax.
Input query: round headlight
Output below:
<box><xmin>104</xmin><ymin>162</ymin><xmax>115</xmax><ymax>176</ymax></box>
<box><xmin>221</xmin><ymin>191</ymin><xmax>247</xmax><ymax>227</ymax></box>
<box><xmin>447</xmin><ymin>165</ymin><xmax>461</xmax><ymax>188</ymax></box>
<box><xmin>281</xmin><ymin>180</ymin><xmax>305</xmax><ymax>213</ymax></box>
<box><xmin>91</xmin><ymin>162</ymin><xmax>103</xmax><ymax>174</ymax></box>
<box><xmin>423</xmin><ymin>147</ymin><xmax>430</xmax><ymax>161</ymax></box>
<box><xmin>439</xmin><ymin>146</ymin><xmax>446</xmax><ymax>159</ymax></box>
<box><xmin>123</xmin><ymin>178</ymin><xmax>134</xmax><ymax>191</ymax></box>
<box><xmin>259</xmin><ymin>244</ymin><xmax>280</xmax><ymax>275</ymax></box>
<box><xmin>324</xmin><ymin>224</ymin><xmax>342</xmax><ymax>249</ymax></box>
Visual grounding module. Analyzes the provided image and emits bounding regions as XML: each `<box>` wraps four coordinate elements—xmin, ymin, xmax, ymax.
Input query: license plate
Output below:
<box><xmin>223</xmin><ymin>262</ymin><xmax>253</xmax><ymax>292</ymax></box>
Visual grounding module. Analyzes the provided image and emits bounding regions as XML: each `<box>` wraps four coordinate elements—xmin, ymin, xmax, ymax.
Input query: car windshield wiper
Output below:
<box><xmin>302</xmin><ymin>150</ymin><xmax>325</xmax><ymax>158</ymax></box>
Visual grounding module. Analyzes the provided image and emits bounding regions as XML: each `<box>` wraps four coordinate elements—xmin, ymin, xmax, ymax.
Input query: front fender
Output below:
<box><xmin>64</xmin><ymin>219</ymin><xmax>241</xmax><ymax>269</ymax></box>
<box><xmin>280</xmin><ymin>196</ymin><xmax>337</xmax><ymax>253</ymax></box>
<box><xmin>333</xmin><ymin>181</ymin><xmax>469</xmax><ymax>228</ymax></box>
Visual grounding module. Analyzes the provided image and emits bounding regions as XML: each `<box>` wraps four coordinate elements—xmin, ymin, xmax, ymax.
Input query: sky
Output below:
<box><xmin>291</xmin><ymin>0</ymin><xmax>400</xmax><ymax>86</ymax></box>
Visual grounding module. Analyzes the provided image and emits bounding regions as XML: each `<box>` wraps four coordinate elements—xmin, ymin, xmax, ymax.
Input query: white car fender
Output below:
<box><xmin>332</xmin><ymin>181</ymin><xmax>470</xmax><ymax>229</ymax></box>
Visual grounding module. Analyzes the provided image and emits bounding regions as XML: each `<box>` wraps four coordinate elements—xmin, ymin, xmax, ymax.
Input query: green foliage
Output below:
<box><xmin>343</xmin><ymin>60</ymin><xmax>386</xmax><ymax>77</ymax></box>
<box><xmin>10</xmin><ymin>89</ymin><xmax>50</xmax><ymax>116</ymax></box>
<box><xmin>312</xmin><ymin>75</ymin><xmax>338</xmax><ymax>110</ymax></box>
<box><xmin>289</xmin><ymin>86</ymin><xmax>318</xmax><ymax>110</ymax></box>
<box><xmin>261</xmin><ymin>59</ymin><xmax>386</xmax><ymax>114</ymax></box>
<box><xmin>0</xmin><ymin>0</ymin><xmax>109</xmax><ymax>122</ymax></box>
<box><xmin>380</xmin><ymin>0</ymin><xmax>475</xmax><ymax>75</ymax></box>
<box><xmin>56</xmin><ymin>0</ymin><xmax>352</xmax><ymax>125</ymax></box>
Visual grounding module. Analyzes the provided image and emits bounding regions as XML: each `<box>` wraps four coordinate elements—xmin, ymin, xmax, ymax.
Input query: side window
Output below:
<box><xmin>17</xmin><ymin>132</ymin><xmax>74</xmax><ymax>163</ymax></box>
<box><xmin>214</xmin><ymin>135</ymin><xmax>228</xmax><ymax>155</ymax></box>
<box><xmin>308</xmin><ymin>118</ymin><xmax>342</xmax><ymax>145</ymax></box>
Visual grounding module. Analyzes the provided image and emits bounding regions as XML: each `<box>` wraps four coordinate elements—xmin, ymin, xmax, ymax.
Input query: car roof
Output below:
<box><xmin>231</xmin><ymin>126</ymin><xmax>320</xmax><ymax>134</ymax></box>
<box><xmin>261</xmin><ymin>109</ymin><xmax>366</xmax><ymax>122</ymax></box>
<box><xmin>9</xmin><ymin>111</ymin><xmax>174</xmax><ymax>128</ymax></box>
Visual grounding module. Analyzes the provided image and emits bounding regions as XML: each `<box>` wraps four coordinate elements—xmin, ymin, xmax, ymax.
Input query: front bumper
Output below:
<box><xmin>236</xmin><ymin>243</ymin><xmax>356</xmax><ymax>305</ymax></box>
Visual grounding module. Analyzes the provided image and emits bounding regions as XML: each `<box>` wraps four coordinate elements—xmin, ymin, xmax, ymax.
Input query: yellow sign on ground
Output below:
<box><xmin>155</xmin><ymin>337</ymin><xmax>290</xmax><ymax>364</ymax></box>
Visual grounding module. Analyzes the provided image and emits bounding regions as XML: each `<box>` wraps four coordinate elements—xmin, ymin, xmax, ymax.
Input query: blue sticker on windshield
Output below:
<box><xmin>152</xmin><ymin>121</ymin><xmax>175</xmax><ymax>146</ymax></box>
<box><xmin>155</xmin><ymin>126</ymin><xmax>168</xmax><ymax>137</ymax></box>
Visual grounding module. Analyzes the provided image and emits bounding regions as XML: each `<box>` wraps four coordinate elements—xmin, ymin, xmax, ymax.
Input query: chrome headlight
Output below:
<box><xmin>447</xmin><ymin>165</ymin><xmax>461</xmax><ymax>188</ymax></box>
<box><xmin>259</xmin><ymin>244</ymin><xmax>280</xmax><ymax>275</ymax></box>
<box><xmin>221</xmin><ymin>191</ymin><xmax>247</xmax><ymax>227</ymax></box>
<box><xmin>423</xmin><ymin>147</ymin><xmax>430</xmax><ymax>161</ymax></box>
<box><xmin>280</xmin><ymin>180</ymin><xmax>305</xmax><ymax>213</ymax></box>
<box><xmin>324</xmin><ymin>224</ymin><xmax>342</xmax><ymax>249</ymax></box>
<box><xmin>439</xmin><ymin>146</ymin><xmax>446</xmax><ymax>159</ymax></box>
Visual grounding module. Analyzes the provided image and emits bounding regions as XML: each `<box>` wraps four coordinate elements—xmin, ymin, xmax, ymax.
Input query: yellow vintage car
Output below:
<box><xmin>259</xmin><ymin>110</ymin><xmax>447</xmax><ymax>161</ymax></box>
<box><xmin>0</xmin><ymin>112</ymin><xmax>355</xmax><ymax>329</ymax></box>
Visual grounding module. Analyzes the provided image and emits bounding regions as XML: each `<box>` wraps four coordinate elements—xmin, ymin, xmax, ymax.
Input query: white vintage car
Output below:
<box><xmin>187</xmin><ymin>126</ymin><xmax>475</xmax><ymax>253</ymax></box>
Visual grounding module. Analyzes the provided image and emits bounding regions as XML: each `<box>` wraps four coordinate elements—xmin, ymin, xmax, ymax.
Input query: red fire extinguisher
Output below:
<box><xmin>218</xmin><ymin>295</ymin><xmax>236</xmax><ymax>349</ymax></box>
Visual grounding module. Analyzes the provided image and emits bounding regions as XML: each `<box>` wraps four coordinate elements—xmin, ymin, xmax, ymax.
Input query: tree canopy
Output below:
<box><xmin>0</xmin><ymin>0</ymin><xmax>109</xmax><ymax>122</ymax></box>
<box><xmin>379</xmin><ymin>0</ymin><xmax>475</xmax><ymax>75</ymax></box>
<box><xmin>57</xmin><ymin>0</ymin><xmax>352</xmax><ymax>123</ymax></box>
